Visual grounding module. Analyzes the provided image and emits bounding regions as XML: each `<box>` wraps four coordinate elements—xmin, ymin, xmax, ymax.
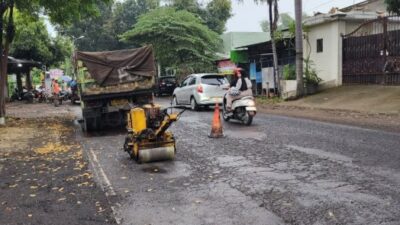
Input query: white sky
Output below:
<box><xmin>226</xmin><ymin>0</ymin><xmax>365</xmax><ymax>32</ymax></box>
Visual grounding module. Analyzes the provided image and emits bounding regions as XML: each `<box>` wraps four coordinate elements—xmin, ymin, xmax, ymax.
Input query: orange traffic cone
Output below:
<box><xmin>209</xmin><ymin>103</ymin><xmax>224</xmax><ymax>138</ymax></box>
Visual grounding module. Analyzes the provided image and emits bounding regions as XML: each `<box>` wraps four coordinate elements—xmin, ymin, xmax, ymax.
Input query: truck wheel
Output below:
<box><xmin>83</xmin><ymin>118</ymin><xmax>98</xmax><ymax>132</ymax></box>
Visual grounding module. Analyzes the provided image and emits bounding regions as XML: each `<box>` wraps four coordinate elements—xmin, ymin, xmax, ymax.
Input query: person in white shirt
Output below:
<box><xmin>226</xmin><ymin>68</ymin><xmax>253</xmax><ymax>111</ymax></box>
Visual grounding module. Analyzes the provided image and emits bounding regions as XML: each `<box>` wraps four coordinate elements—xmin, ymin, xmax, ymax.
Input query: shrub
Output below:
<box><xmin>283</xmin><ymin>64</ymin><xmax>296</xmax><ymax>80</ymax></box>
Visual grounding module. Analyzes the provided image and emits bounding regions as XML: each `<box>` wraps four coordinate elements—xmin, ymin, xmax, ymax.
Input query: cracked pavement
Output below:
<box><xmin>78</xmin><ymin>97</ymin><xmax>400</xmax><ymax>225</ymax></box>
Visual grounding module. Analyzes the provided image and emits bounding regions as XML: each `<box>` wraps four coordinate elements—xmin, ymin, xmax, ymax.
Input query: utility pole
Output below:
<box><xmin>295</xmin><ymin>0</ymin><xmax>304</xmax><ymax>97</ymax></box>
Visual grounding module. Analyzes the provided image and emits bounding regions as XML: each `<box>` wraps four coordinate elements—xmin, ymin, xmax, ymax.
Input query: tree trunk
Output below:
<box><xmin>295</xmin><ymin>0</ymin><xmax>304</xmax><ymax>97</ymax></box>
<box><xmin>16</xmin><ymin>72</ymin><xmax>22</xmax><ymax>92</ymax></box>
<box><xmin>268</xmin><ymin>0</ymin><xmax>280</xmax><ymax>96</ymax></box>
<box><xmin>0</xmin><ymin>2</ymin><xmax>6</xmax><ymax>125</ymax></box>
<box><xmin>0</xmin><ymin>1</ymin><xmax>14</xmax><ymax>125</ymax></box>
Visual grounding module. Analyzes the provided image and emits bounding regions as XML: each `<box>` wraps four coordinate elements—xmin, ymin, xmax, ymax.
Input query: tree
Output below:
<box><xmin>121</xmin><ymin>7</ymin><xmax>221</xmax><ymax>79</ymax></box>
<box><xmin>58</xmin><ymin>1</ymin><xmax>116</xmax><ymax>51</ymax></box>
<box><xmin>48</xmin><ymin>36</ymin><xmax>73</xmax><ymax>67</ymax></box>
<box><xmin>0</xmin><ymin>0</ymin><xmax>109</xmax><ymax>125</ymax></box>
<box><xmin>295</xmin><ymin>0</ymin><xmax>304</xmax><ymax>97</ymax></box>
<box><xmin>260</xmin><ymin>13</ymin><xmax>293</xmax><ymax>36</ymax></box>
<box><xmin>11</xmin><ymin>12</ymin><xmax>73</xmax><ymax>68</ymax></box>
<box><xmin>386</xmin><ymin>0</ymin><xmax>400</xmax><ymax>15</ymax></box>
<box><xmin>168</xmin><ymin>0</ymin><xmax>232</xmax><ymax>34</ymax></box>
<box><xmin>260</xmin><ymin>20</ymin><xmax>270</xmax><ymax>32</ymax></box>
<box><xmin>246</xmin><ymin>0</ymin><xmax>280</xmax><ymax>94</ymax></box>
<box><xmin>59</xmin><ymin>0</ymin><xmax>158</xmax><ymax>51</ymax></box>
<box><xmin>204</xmin><ymin>0</ymin><xmax>232</xmax><ymax>34</ymax></box>
<box><xmin>267</xmin><ymin>0</ymin><xmax>280</xmax><ymax>95</ymax></box>
<box><xmin>106</xmin><ymin>0</ymin><xmax>159</xmax><ymax>49</ymax></box>
<box><xmin>11</xmin><ymin>12</ymin><xmax>54</xmax><ymax>65</ymax></box>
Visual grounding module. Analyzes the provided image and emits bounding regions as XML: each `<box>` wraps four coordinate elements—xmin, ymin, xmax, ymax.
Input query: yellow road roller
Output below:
<box><xmin>123</xmin><ymin>104</ymin><xmax>185</xmax><ymax>163</ymax></box>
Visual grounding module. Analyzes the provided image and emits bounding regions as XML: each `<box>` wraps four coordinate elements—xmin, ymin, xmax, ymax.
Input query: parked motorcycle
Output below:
<box><xmin>10</xmin><ymin>88</ymin><xmax>34</xmax><ymax>103</ymax></box>
<box><xmin>222</xmin><ymin>95</ymin><xmax>257</xmax><ymax>126</ymax></box>
<box><xmin>32</xmin><ymin>86</ymin><xmax>47</xmax><ymax>103</ymax></box>
<box><xmin>59</xmin><ymin>90</ymin><xmax>69</xmax><ymax>102</ymax></box>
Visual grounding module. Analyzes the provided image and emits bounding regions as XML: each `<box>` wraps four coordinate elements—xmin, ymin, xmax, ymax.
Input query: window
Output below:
<box><xmin>181</xmin><ymin>77</ymin><xmax>190</xmax><ymax>87</ymax></box>
<box><xmin>317</xmin><ymin>39</ymin><xmax>323</xmax><ymax>53</ymax></box>
<box><xmin>201</xmin><ymin>75</ymin><xmax>228</xmax><ymax>86</ymax></box>
<box><xmin>159</xmin><ymin>77</ymin><xmax>176</xmax><ymax>84</ymax></box>
<box><xmin>189</xmin><ymin>77</ymin><xmax>196</xmax><ymax>85</ymax></box>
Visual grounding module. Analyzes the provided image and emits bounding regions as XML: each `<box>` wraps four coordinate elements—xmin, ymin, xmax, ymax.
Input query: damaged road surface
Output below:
<box><xmin>80</xmin><ymin>98</ymin><xmax>400</xmax><ymax>225</ymax></box>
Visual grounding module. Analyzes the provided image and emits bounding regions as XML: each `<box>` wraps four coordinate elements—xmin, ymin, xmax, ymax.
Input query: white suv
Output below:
<box><xmin>172</xmin><ymin>74</ymin><xmax>229</xmax><ymax>111</ymax></box>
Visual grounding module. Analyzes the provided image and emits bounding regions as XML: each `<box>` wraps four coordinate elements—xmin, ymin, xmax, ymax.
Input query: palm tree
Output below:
<box><xmin>246</xmin><ymin>0</ymin><xmax>280</xmax><ymax>95</ymax></box>
<box><xmin>267</xmin><ymin>0</ymin><xmax>280</xmax><ymax>95</ymax></box>
<box><xmin>295</xmin><ymin>0</ymin><xmax>304</xmax><ymax>96</ymax></box>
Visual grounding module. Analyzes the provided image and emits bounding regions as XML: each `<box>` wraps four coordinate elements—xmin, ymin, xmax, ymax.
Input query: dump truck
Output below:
<box><xmin>75</xmin><ymin>46</ymin><xmax>155</xmax><ymax>131</ymax></box>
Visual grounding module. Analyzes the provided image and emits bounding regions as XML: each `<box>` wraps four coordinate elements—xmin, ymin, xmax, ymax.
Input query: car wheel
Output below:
<box><xmin>190</xmin><ymin>97</ymin><xmax>199</xmax><ymax>111</ymax></box>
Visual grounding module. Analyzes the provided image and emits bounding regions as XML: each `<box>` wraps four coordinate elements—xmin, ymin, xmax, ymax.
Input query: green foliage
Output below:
<box><xmin>10</xmin><ymin>12</ymin><xmax>52</xmax><ymax>64</ymax></box>
<box><xmin>168</xmin><ymin>0</ymin><xmax>232</xmax><ymax>34</ymax></box>
<box><xmin>15</xmin><ymin>0</ymin><xmax>110</xmax><ymax>25</ymax></box>
<box><xmin>49</xmin><ymin>36</ymin><xmax>73</xmax><ymax>67</ymax></box>
<box><xmin>204</xmin><ymin>0</ymin><xmax>232</xmax><ymax>34</ymax></box>
<box><xmin>260</xmin><ymin>20</ymin><xmax>269</xmax><ymax>32</ymax></box>
<box><xmin>31</xmin><ymin>67</ymin><xmax>42</xmax><ymax>86</ymax></box>
<box><xmin>261</xmin><ymin>12</ymin><xmax>311</xmax><ymax>39</ymax></box>
<box><xmin>10</xmin><ymin>11</ymin><xmax>72</xmax><ymax>67</ymax></box>
<box><xmin>283</xmin><ymin>64</ymin><xmax>295</xmax><ymax>80</ymax></box>
<box><xmin>303</xmin><ymin>57</ymin><xmax>322</xmax><ymax>85</ymax></box>
<box><xmin>386</xmin><ymin>0</ymin><xmax>400</xmax><ymax>15</ymax></box>
<box><xmin>58</xmin><ymin>0</ymin><xmax>230</xmax><ymax>52</ymax></box>
<box><xmin>121</xmin><ymin>7</ymin><xmax>221</xmax><ymax>74</ymax></box>
<box><xmin>279</xmin><ymin>13</ymin><xmax>294</xmax><ymax>29</ymax></box>
<box><xmin>59</xmin><ymin>0</ymin><xmax>156</xmax><ymax>51</ymax></box>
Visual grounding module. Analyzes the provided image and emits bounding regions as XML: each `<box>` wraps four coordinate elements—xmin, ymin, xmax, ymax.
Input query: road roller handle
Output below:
<box><xmin>154</xmin><ymin>107</ymin><xmax>186</xmax><ymax>138</ymax></box>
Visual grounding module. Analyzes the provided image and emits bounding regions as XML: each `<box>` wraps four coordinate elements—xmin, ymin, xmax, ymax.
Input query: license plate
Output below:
<box><xmin>166</xmin><ymin>84</ymin><xmax>173</xmax><ymax>86</ymax></box>
<box><xmin>111</xmin><ymin>99</ymin><xmax>129</xmax><ymax>106</ymax></box>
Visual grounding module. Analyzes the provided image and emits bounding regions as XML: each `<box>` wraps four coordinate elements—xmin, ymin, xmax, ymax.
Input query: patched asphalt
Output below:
<box><xmin>78</xmin><ymin>97</ymin><xmax>400</xmax><ymax>225</ymax></box>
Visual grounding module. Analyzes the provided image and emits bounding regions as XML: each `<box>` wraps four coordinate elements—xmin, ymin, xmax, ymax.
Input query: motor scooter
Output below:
<box><xmin>10</xmin><ymin>88</ymin><xmax>34</xmax><ymax>103</ymax></box>
<box><xmin>222</xmin><ymin>94</ymin><xmax>257</xmax><ymax>126</ymax></box>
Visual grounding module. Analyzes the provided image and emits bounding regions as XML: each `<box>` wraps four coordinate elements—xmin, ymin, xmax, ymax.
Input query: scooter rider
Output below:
<box><xmin>226</xmin><ymin>68</ymin><xmax>253</xmax><ymax>111</ymax></box>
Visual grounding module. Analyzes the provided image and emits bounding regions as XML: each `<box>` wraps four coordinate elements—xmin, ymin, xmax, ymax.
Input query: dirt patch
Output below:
<box><xmin>5</xmin><ymin>101</ymin><xmax>79</xmax><ymax>119</ymax></box>
<box><xmin>0</xmin><ymin>118</ymin><xmax>115</xmax><ymax>225</ymax></box>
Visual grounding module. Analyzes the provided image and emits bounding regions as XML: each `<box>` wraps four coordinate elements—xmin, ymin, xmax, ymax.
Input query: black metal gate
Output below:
<box><xmin>342</xmin><ymin>16</ymin><xmax>400</xmax><ymax>85</ymax></box>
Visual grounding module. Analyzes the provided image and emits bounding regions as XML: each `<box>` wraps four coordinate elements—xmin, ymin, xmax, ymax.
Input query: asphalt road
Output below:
<box><xmin>77</xmin><ymin>97</ymin><xmax>400</xmax><ymax>225</ymax></box>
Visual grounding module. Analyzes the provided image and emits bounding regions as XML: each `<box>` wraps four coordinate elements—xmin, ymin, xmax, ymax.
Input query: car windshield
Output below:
<box><xmin>160</xmin><ymin>77</ymin><xmax>176</xmax><ymax>83</ymax></box>
<box><xmin>201</xmin><ymin>75</ymin><xmax>227</xmax><ymax>86</ymax></box>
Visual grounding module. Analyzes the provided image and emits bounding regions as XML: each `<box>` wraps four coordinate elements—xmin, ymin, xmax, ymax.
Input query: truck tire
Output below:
<box><xmin>83</xmin><ymin>117</ymin><xmax>99</xmax><ymax>132</ymax></box>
